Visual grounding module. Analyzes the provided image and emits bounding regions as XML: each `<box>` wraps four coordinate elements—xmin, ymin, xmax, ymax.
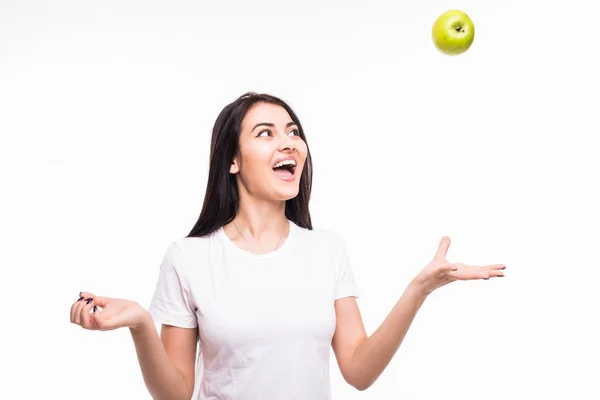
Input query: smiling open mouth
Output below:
<box><xmin>273</xmin><ymin>159</ymin><xmax>297</xmax><ymax>180</ymax></box>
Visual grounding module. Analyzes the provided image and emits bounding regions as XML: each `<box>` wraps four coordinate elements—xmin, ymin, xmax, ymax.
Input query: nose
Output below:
<box><xmin>278</xmin><ymin>133</ymin><xmax>295</xmax><ymax>152</ymax></box>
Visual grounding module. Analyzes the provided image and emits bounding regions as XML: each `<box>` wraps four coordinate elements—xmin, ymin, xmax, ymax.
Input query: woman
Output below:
<box><xmin>70</xmin><ymin>92</ymin><xmax>506</xmax><ymax>400</ymax></box>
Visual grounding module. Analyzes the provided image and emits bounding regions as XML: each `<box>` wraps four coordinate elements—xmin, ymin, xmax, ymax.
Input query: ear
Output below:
<box><xmin>230</xmin><ymin>157</ymin><xmax>240</xmax><ymax>174</ymax></box>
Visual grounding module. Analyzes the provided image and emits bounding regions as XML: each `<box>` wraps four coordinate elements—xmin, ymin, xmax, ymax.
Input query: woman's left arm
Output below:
<box><xmin>332</xmin><ymin>236</ymin><xmax>506</xmax><ymax>391</ymax></box>
<box><xmin>331</xmin><ymin>282</ymin><xmax>426</xmax><ymax>391</ymax></box>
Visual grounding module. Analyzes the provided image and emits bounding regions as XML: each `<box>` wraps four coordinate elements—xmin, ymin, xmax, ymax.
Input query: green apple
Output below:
<box><xmin>432</xmin><ymin>10</ymin><xmax>475</xmax><ymax>55</ymax></box>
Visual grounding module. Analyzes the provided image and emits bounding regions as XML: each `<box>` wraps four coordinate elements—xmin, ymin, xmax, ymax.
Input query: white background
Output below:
<box><xmin>1</xmin><ymin>0</ymin><xmax>599</xmax><ymax>399</ymax></box>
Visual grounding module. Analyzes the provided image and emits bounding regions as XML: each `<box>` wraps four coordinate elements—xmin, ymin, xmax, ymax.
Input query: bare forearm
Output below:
<box><xmin>129</xmin><ymin>316</ymin><xmax>191</xmax><ymax>400</ymax></box>
<box><xmin>350</xmin><ymin>282</ymin><xmax>427</xmax><ymax>389</ymax></box>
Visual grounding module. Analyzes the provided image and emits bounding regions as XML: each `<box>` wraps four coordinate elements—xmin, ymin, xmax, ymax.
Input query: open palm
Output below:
<box><xmin>412</xmin><ymin>236</ymin><xmax>506</xmax><ymax>295</ymax></box>
<box><xmin>69</xmin><ymin>292</ymin><xmax>150</xmax><ymax>331</ymax></box>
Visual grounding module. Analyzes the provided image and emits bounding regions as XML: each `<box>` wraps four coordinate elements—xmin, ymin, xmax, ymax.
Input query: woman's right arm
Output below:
<box><xmin>70</xmin><ymin>293</ymin><xmax>197</xmax><ymax>400</ymax></box>
<box><xmin>130</xmin><ymin>314</ymin><xmax>198</xmax><ymax>400</ymax></box>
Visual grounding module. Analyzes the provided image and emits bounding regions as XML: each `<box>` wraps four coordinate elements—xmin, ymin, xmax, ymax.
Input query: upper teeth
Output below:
<box><xmin>274</xmin><ymin>159</ymin><xmax>296</xmax><ymax>168</ymax></box>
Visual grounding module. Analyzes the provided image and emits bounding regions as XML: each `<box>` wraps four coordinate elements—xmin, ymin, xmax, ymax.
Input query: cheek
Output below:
<box><xmin>240</xmin><ymin>143</ymin><xmax>271</xmax><ymax>173</ymax></box>
<box><xmin>297</xmin><ymin>141</ymin><xmax>309</xmax><ymax>161</ymax></box>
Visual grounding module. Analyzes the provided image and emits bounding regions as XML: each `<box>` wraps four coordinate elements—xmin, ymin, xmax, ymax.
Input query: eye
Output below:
<box><xmin>257</xmin><ymin>129</ymin><xmax>272</xmax><ymax>137</ymax></box>
<box><xmin>288</xmin><ymin>129</ymin><xmax>299</xmax><ymax>136</ymax></box>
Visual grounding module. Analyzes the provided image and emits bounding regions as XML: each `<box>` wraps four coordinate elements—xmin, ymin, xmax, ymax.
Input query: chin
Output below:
<box><xmin>273</xmin><ymin>187</ymin><xmax>300</xmax><ymax>202</ymax></box>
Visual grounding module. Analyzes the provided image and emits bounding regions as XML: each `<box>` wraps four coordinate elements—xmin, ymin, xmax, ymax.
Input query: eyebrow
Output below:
<box><xmin>251</xmin><ymin>122</ymin><xmax>298</xmax><ymax>132</ymax></box>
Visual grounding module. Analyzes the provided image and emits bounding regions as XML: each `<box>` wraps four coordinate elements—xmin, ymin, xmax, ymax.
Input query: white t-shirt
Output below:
<box><xmin>148</xmin><ymin>219</ymin><xmax>361</xmax><ymax>400</ymax></box>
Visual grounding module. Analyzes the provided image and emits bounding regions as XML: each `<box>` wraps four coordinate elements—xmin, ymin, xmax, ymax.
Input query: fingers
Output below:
<box><xmin>79</xmin><ymin>297</ymin><xmax>97</xmax><ymax>329</ymax></box>
<box><xmin>486</xmin><ymin>265</ymin><xmax>505</xmax><ymax>279</ymax></box>
<box><xmin>79</xmin><ymin>292</ymin><xmax>108</xmax><ymax>312</ymax></box>
<box><xmin>434</xmin><ymin>236</ymin><xmax>451</xmax><ymax>261</ymax></box>
<box><xmin>479</xmin><ymin>264</ymin><xmax>506</xmax><ymax>279</ymax></box>
<box><xmin>69</xmin><ymin>295</ymin><xmax>84</xmax><ymax>323</ymax></box>
<box><xmin>488</xmin><ymin>268</ymin><xmax>505</xmax><ymax>278</ymax></box>
<box><xmin>90</xmin><ymin>295</ymin><xmax>108</xmax><ymax>309</ymax></box>
<box><xmin>438</xmin><ymin>263</ymin><xmax>458</xmax><ymax>273</ymax></box>
<box><xmin>70</xmin><ymin>294</ymin><xmax>91</xmax><ymax>325</ymax></box>
<box><xmin>449</xmin><ymin>263</ymin><xmax>506</xmax><ymax>280</ymax></box>
<box><xmin>70</xmin><ymin>292</ymin><xmax>99</xmax><ymax>328</ymax></box>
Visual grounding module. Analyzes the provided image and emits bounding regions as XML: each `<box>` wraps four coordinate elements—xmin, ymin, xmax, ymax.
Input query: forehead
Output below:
<box><xmin>242</xmin><ymin>102</ymin><xmax>293</xmax><ymax>129</ymax></box>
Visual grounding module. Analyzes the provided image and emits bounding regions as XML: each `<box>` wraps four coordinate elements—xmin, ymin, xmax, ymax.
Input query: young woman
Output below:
<box><xmin>70</xmin><ymin>92</ymin><xmax>506</xmax><ymax>400</ymax></box>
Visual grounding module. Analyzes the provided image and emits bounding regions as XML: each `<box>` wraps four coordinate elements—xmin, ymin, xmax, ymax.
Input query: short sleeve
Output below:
<box><xmin>148</xmin><ymin>242</ymin><xmax>198</xmax><ymax>328</ymax></box>
<box><xmin>335</xmin><ymin>239</ymin><xmax>361</xmax><ymax>300</ymax></box>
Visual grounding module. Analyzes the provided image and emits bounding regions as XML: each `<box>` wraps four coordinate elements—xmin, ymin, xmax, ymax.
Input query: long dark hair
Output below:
<box><xmin>186</xmin><ymin>92</ymin><xmax>313</xmax><ymax>238</ymax></box>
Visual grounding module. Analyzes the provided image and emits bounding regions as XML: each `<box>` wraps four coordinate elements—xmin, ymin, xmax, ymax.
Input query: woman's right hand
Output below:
<box><xmin>70</xmin><ymin>292</ymin><xmax>152</xmax><ymax>331</ymax></box>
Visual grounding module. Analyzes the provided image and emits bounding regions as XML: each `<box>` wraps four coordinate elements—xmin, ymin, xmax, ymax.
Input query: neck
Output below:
<box><xmin>233</xmin><ymin>196</ymin><xmax>288</xmax><ymax>239</ymax></box>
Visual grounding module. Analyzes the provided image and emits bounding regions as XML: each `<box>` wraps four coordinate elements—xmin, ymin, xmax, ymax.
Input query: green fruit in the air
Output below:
<box><xmin>432</xmin><ymin>10</ymin><xmax>475</xmax><ymax>55</ymax></box>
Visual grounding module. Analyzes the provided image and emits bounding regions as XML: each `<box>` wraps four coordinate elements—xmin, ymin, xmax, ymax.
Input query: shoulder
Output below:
<box><xmin>160</xmin><ymin>232</ymin><xmax>218</xmax><ymax>271</ymax></box>
<box><xmin>172</xmin><ymin>233</ymin><xmax>214</xmax><ymax>253</ymax></box>
<box><xmin>174</xmin><ymin>233</ymin><xmax>219</xmax><ymax>260</ymax></box>
<box><xmin>292</xmin><ymin>223</ymin><xmax>348</xmax><ymax>253</ymax></box>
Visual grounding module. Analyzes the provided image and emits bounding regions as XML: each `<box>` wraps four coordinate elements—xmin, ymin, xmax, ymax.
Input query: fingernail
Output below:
<box><xmin>79</xmin><ymin>292</ymin><xmax>82</xmax><ymax>297</ymax></box>
<box><xmin>85</xmin><ymin>298</ymin><xmax>93</xmax><ymax>304</ymax></box>
<box><xmin>93</xmin><ymin>305</ymin><xmax>97</xmax><ymax>312</ymax></box>
<box><xmin>77</xmin><ymin>296</ymin><xmax>84</xmax><ymax>301</ymax></box>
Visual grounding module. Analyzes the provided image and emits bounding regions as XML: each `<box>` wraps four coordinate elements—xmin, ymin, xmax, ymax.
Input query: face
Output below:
<box><xmin>230</xmin><ymin>102</ymin><xmax>308</xmax><ymax>201</ymax></box>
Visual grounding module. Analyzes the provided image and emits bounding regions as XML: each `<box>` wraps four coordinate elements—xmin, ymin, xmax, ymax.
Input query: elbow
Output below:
<box><xmin>344</xmin><ymin>373</ymin><xmax>374</xmax><ymax>392</ymax></box>
<box><xmin>353</xmin><ymin>380</ymin><xmax>373</xmax><ymax>392</ymax></box>
<box><xmin>349</xmin><ymin>380</ymin><xmax>372</xmax><ymax>391</ymax></box>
